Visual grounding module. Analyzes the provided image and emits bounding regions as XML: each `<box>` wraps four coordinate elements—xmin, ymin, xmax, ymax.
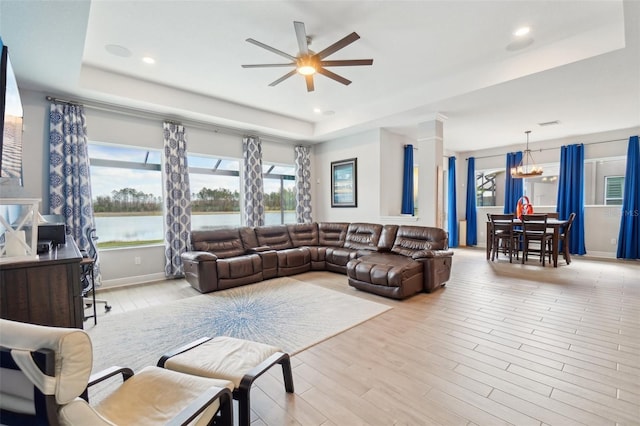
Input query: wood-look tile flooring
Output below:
<box><xmin>92</xmin><ymin>248</ymin><xmax>640</xmax><ymax>425</ymax></box>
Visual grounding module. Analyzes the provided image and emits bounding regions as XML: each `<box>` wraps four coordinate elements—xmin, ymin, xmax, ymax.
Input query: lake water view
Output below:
<box><xmin>95</xmin><ymin>212</ymin><xmax>296</xmax><ymax>243</ymax></box>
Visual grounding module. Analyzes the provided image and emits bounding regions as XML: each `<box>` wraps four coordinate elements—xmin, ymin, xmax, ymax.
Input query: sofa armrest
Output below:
<box><xmin>411</xmin><ymin>249</ymin><xmax>454</xmax><ymax>259</ymax></box>
<box><xmin>181</xmin><ymin>251</ymin><xmax>218</xmax><ymax>262</ymax></box>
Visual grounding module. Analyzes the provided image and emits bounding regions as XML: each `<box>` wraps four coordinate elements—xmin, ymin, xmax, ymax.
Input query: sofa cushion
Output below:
<box><xmin>216</xmin><ymin>254</ymin><xmax>262</xmax><ymax>279</ymax></box>
<box><xmin>391</xmin><ymin>225</ymin><xmax>449</xmax><ymax>256</ymax></box>
<box><xmin>378</xmin><ymin>225</ymin><xmax>398</xmax><ymax>252</ymax></box>
<box><xmin>287</xmin><ymin>223</ymin><xmax>319</xmax><ymax>246</ymax></box>
<box><xmin>191</xmin><ymin>229</ymin><xmax>246</xmax><ymax>259</ymax></box>
<box><xmin>254</xmin><ymin>225</ymin><xmax>293</xmax><ymax>250</ymax></box>
<box><xmin>347</xmin><ymin>253</ymin><xmax>422</xmax><ymax>287</ymax></box>
<box><xmin>318</xmin><ymin>222</ymin><xmax>349</xmax><ymax>246</ymax></box>
<box><xmin>344</xmin><ymin>223</ymin><xmax>383</xmax><ymax>251</ymax></box>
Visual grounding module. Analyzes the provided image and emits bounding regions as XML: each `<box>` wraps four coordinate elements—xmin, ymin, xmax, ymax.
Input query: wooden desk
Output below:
<box><xmin>486</xmin><ymin>218</ymin><xmax>569</xmax><ymax>267</ymax></box>
<box><xmin>0</xmin><ymin>237</ymin><xmax>84</xmax><ymax>328</ymax></box>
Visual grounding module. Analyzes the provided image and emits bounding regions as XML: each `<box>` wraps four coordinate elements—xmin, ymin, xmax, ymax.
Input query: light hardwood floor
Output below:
<box><xmin>92</xmin><ymin>248</ymin><xmax>640</xmax><ymax>425</ymax></box>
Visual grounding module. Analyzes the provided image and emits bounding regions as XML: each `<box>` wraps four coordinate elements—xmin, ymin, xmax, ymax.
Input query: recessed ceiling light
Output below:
<box><xmin>142</xmin><ymin>56</ymin><xmax>156</xmax><ymax>64</ymax></box>
<box><xmin>105</xmin><ymin>44</ymin><xmax>131</xmax><ymax>58</ymax></box>
<box><xmin>313</xmin><ymin>108</ymin><xmax>322</xmax><ymax>114</ymax></box>
<box><xmin>514</xmin><ymin>26</ymin><xmax>530</xmax><ymax>37</ymax></box>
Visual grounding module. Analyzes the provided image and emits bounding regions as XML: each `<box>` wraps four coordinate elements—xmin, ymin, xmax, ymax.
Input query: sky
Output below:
<box><xmin>88</xmin><ymin>143</ymin><xmax>293</xmax><ymax>199</ymax></box>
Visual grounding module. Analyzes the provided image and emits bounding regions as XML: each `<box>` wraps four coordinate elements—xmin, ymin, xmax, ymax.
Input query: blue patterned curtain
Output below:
<box><xmin>465</xmin><ymin>157</ymin><xmax>477</xmax><ymax>246</ymax></box>
<box><xmin>557</xmin><ymin>144</ymin><xmax>586</xmax><ymax>255</ymax></box>
<box><xmin>294</xmin><ymin>145</ymin><xmax>313</xmax><ymax>223</ymax></box>
<box><xmin>49</xmin><ymin>102</ymin><xmax>99</xmax><ymax>279</ymax></box>
<box><xmin>447</xmin><ymin>156</ymin><xmax>458</xmax><ymax>247</ymax></box>
<box><xmin>243</xmin><ymin>136</ymin><xmax>265</xmax><ymax>227</ymax></box>
<box><xmin>162</xmin><ymin>122</ymin><xmax>191</xmax><ymax>277</ymax></box>
<box><xmin>401</xmin><ymin>145</ymin><xmax>414</xmax><ymax>215</ymax></box>
<box><xmin>504</xmin><ymin>152</ymin><xmax>523</xmax><ymax>214</ymax></box>
<box><xmin>617</xmin><ymin>135</ymin><xmax>639</xmax><ymax>259</ymax></box>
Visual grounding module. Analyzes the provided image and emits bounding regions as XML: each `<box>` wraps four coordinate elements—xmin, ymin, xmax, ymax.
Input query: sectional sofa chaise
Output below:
<box><xmin>181</xmin><ymin>222</ymin><xmax>453</xmax><ymax>300</ymax></box>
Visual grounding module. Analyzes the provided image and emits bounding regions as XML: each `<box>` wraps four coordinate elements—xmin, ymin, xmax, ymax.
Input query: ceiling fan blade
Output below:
<box><xmin>294</xmin><ymin>21</ymin><xmax>308</xmax><ymax>55</ymax></box>
<box><xmin>320</xmin><ymin>59</ymin><xmax>373</xmax><ymax>67</ymax></box>
<box><xmin>246</xmin><ymin>38</ymin><xmax>297</xmax><ymax>61</ymax></box>
<box><xmin>241</xmin><ymin>63</ymin><xmax>295</xmax><ymax>68</ymax></box>
<box><xmin>305</xmin><ymin>74</ymin><xmax>315</xmax><ymax>92</ymax></box>
<box><xmin>316</xmin><ymin>67</ymin><xmax>351</xmax><ymax>86</ymax></box>
<box><xmin>269</xmin><ymin>69</ymin><xmax>297</xmax><ymax>87</ymax></box>
<box><xmin>317</xmin><ymin>32</ymin><xmax>360</xmax><ymax>59</ymax></box>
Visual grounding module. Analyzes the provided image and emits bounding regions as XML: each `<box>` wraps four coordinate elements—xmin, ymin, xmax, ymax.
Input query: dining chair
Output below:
<box><xmin>552</xmin><ymin>212</ymin><xmax>576</xmax><ymax>264</ymax></box>
<box><xmin>489</xmin><ymin>214</ymin><xmax>519</xmax><ymax>263</ymax></box>
<box><xmin>546</xmin><ymin>212</ymin><xmax>559</xmax><ymax>219</ymax></box>
<box><xmin>521</xmin><ymin>214</ymin><xmax>553</xmax><ymax>266</ymax></box>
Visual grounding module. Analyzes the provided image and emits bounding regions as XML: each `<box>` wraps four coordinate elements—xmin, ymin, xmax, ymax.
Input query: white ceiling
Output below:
<box><xmin>1</xmin><ymin>0</ymin><xmax>638</xmax><ymax>151</ymax></box>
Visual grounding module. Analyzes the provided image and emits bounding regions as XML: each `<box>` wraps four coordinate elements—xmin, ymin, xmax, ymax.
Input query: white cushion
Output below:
<box><xmin>94</xmin><ymin>366</ymin><xmax>233</xmax><ymax>426</ymax></box>
<box><xmin>0</xmin><ymin>319</ymin><xmax>92</xmax><ymax>404</ymax></box>
<box><xmin>58</xmin><ymin>398</ymin><xmax>115</xmax><ymax>426</ymax></box>
<box><xmin>164</xmin><ymin>336</ymin><xmax>281</xmax><ymax>387</ymax></box>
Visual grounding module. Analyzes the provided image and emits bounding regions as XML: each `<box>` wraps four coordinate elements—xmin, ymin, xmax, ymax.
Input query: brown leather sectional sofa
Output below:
<box><xmin>181</xmin><ymin>222</ymin><xmax>453</xmax><ymax>300</ymax></box>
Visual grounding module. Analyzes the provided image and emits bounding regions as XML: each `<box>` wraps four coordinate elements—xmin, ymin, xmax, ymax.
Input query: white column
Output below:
<box><xmin>416</xmin><ymin>114</ymin><xmax>446</xmax><ymax>227</ymax></box>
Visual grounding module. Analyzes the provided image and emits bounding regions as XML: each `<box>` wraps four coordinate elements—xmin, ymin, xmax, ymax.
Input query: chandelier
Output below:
<box><xmin>511</xmin><ymin>130</ymin><xmax>543</xmax><ymax>178</ymax></box>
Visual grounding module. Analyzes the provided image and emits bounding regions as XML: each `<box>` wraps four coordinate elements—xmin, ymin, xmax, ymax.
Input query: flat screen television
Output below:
<box><xmin>0</xmin><ymin>37</ymin><xmax>24</xmax><ymax>186</ymax></box>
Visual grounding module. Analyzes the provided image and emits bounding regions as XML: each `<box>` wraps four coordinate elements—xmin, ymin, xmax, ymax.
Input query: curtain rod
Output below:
<box><xmin>44</xmin><ymin>94</ymin><xmax>296</xmax><ymax>145</ymax></box>
<box><xmin>46</xmin><ymin>95</ymin><xmax>82</xmax><ymax>106</ymax></box>
<box><xmin>465</xmin><ymin>137</ymin><xmax>630</xmax><ymax>160</ymax></box>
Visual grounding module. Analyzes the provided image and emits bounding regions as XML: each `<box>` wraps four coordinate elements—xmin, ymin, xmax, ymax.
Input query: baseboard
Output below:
<box><xmin>100</xmin><ymin>272</ymin><xmax>167</xmax><ymax>289</ymax></box>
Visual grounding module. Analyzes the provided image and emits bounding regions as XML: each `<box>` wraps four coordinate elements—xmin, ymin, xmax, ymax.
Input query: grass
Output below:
<box><xmin>97</xmin><ymin>240</ymin><xmax>163</xmax><ymax>249</ymax></box>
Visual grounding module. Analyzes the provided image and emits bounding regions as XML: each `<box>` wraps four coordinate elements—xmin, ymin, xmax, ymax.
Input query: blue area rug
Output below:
<box><xmin>88</xmin><ymin>277</ymin><xmax>391</xmax><ymax>374</ymax></box>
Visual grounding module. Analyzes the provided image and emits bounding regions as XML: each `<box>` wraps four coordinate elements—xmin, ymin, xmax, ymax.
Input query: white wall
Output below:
<box><xmin>313</xmin><ymin>129</ymin><xmax>381</xmax><ymax>223</ymax></box>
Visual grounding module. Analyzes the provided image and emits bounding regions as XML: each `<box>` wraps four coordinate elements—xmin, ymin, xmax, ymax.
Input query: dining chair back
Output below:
<box><xmin>521</xmin><ymin>214</ymin><xmax>553</xmax><ymax>266</ymax></box>
<box><xmin>557</xmin><ymin>212</ymin><xmax>576</xmax><ymax>264</ymax></box>
<box><xmin>489</xmin><ymin>214</ymin><xmax>519</xmax><ymax>263</ymax></box>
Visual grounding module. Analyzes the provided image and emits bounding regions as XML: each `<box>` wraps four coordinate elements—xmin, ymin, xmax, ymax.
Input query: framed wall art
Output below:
<box><xmin>331</xmin><ymin>158</ymin><xmax>357</xmax><ymax>207</ymax></box>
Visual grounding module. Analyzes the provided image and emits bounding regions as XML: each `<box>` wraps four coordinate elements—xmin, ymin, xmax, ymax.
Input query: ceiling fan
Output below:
<box><xmin>241</xmin><ymin>21</ymin><xmax>373</xmax><ymax>92</ymax></box>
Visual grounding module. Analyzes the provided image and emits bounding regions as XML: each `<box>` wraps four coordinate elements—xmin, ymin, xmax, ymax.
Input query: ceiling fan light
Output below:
<box><xmin>297</xmin><ymin>65</ymin><xmax>316</xmax><ymax>75</ymax></box>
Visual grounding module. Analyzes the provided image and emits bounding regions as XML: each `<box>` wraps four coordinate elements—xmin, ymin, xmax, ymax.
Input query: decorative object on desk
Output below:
<box><xmin>331</xmin><ymin>158</ymin><xmax>357</xmax><ymax>207</ymax></box>
<box><xmin>516</xmin><ymin>195</ymin><xmax>534</xmax><ymax>220</ymax></box>
<box><xmin>511</xmin><ymin>130</ymin><xmax>543</xmax><ymax>178</ymax></box>
<box><xmin>0</xmin><ymin>198</ymin><xmax>40</xmax><ymax>262</ymax></box>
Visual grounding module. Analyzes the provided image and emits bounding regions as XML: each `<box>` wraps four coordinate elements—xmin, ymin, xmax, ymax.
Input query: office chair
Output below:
<box><xmin>81</xmin><ymin>227</ymin><xmax>111</xmax><ymax>324</ymax></box>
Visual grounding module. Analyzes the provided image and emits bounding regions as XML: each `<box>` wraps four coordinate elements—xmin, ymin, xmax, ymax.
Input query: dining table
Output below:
<box><xmin>486</xmin><ymin>217</ymin><xmax>570</xmax><ymax>267</ymax></box>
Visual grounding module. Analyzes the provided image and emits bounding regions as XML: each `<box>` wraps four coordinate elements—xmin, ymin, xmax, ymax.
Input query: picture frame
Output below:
<box><xmin>331</xmin><ymin>158</ymin><xmax>357</xmax><ymax>207</ymax></box>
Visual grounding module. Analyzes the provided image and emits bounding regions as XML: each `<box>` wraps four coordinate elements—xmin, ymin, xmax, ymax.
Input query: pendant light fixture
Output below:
<box><xmin>511</xmin><ymin>130</ymin><xmax>543</xmax><ymax>178</ymax></box>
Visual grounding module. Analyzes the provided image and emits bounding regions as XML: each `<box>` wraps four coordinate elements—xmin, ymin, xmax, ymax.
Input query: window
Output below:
<box><xmin>263</xmin><ymin>163</ymin><xmax>296</xmax><ymax>224</ymax></box>
<box><xmin>88</xmin><ymin>143</ymin><xmax>163</xmax><ymax>248</ymax></box>
<box><xmin>188</xmin><ymin>154</ymin><xmax>242</xmax><ymax>229</ymax></box>
<box><xmin>605</xmin><ymin>176</ymin><xmax>624</xmax><ymax>205</ymax></box>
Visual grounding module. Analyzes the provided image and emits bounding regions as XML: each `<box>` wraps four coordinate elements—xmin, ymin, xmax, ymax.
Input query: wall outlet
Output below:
<box><xmin>610</xmin><ymin>238</ymin><xmax>617</xmax><ymax>245</ymax></box>
<box><xmin>134</xmin><ymin>256</ymin><xmax>141</xmax><ymax>265</ymax></box>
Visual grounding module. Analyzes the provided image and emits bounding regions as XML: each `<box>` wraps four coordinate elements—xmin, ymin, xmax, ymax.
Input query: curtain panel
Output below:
<box><xmin>617</xmin><ymin>135</ymin><xmax>639</xmax><ymax>259</ymax></box>
<box><xmin>243</xmin><ymin>136</ymin><xmax>265</xmax><ymax>227</ymax></box>
<box><xmin>504</xmin><ymin>152</ymin><xmax>523</xmax><ymax>214</ymax></box>
<box><xmin>447</xmin><ymin>156</ymin><xmax>458</xmax><ymax>247</ymax></box>
<box><xmin>557</xmin><ymin>144</ymin><xmax>586</xmax><ymax>255</ymax></box>
<box><xmin>162</xmin><ymin>122</ymin><xmax>192</xmax><ymax>278</ymax></box>
<box><xmin>465</xmin><ymin>157</ymin><xmax>477</xmax><ymax>246</ymax></box>
<box><xmin>401</xmin><ymin>145</ymin><xmax>415</xmax><ymax>215</ymax></box>
<box><xmin>294</xmin><ymin>145</ymin><xmax>313</xmax><ymax>223</ymax></box>
<box><xmin>48</xmin><ymin>102</ymin><xmax>100</xmax><ymax>280</ymax></box>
